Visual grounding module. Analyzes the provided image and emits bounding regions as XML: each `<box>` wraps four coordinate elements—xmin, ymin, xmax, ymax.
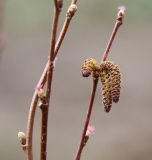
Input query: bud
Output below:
<box><xmin>18</xmin><ymin>132</ymin><xmax>26</xmax><ymax>145</ymax></box>
<box><xmin>67</xmin><ymin>4</ymin><xmax>77</xmax><ymax>18</ymax></box>
<box><xmin>86</xmin><ymin>125</ymin><xmax>95</xmax><ymax>136</ymax></box>
<box><xmin>83</xmin><ymin>125</ymin><xmax>95</xmax><ymax>147</ymax></box>
<box><xmin>117</xmin><ymin>5</ymin><xmax>126</xmax><ymax>21</ymax></box>
<box><xmin>36</xmin><ymin>84</ymin><xmax>45</xmax><ymax>100</ymax></box>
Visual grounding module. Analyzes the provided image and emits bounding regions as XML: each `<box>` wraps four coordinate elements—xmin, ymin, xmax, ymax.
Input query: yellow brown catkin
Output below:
<box><xmin>100</xmin><ymin>70</ymin><xmax>112</xmax><ymax>112</ymax></box>
<box><xmin>81</xmin><ymin>58</ymin><xmax>100</xmax><ymax>77</ymax></box>
<box><xmin>100</xmin><ymin>61</ymin><xmax>121</xmax><ymax>103</ymax></box>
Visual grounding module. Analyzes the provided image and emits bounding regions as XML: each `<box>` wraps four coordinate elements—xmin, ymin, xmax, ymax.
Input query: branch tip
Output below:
<box><xmin>117</xmin><ymin>5</ymin><xmax>126</xmax><ymax>22</ymax></box>
<box><xmin>67</xmin><ymin>4</ymin><xmax>77</xmax><ymax>18</ymax></box>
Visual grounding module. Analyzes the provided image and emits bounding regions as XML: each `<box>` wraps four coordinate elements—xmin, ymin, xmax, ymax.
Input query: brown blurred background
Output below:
<box><xmin>0</xmin><ymin>0</ymin><xmax>152</xmax><ymax>160</ymax></box>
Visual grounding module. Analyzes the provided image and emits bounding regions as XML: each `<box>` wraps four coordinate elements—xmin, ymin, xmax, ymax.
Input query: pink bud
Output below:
<box><xmin>117</xmin><ymin>5</ymin><xmax>126</xmax><ymax>17</ymax></box>
<box><xmin>36</xmin><ymin>84</ymin><xmax>42</xmax><ymax>92</ymax></box>
<box><xmin>86</xmin><ymin>125</ymin><xmax>95</xmax><ymax>136</ymax></box>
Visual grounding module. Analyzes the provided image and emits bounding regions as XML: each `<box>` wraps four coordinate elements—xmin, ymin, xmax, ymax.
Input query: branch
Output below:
<box><xmin>102</xmin><ymin>6</ymin><xmax>125</xmax><ymax>62</ymax></box>
<box><xmin>26</xmin><ymin>1</ymin><xmax>78</xmax><ymax>160</ymax></box>
<box><xmin>74</xmin><ymin>6</ymin><xmax>125</xmax><ymax>160</ymax></box>
<box><xmin>39</xmin><ymin>1</ymin><xmax>60</xmax><ymax>159</ymax></box>
<box><xmin>74</xmin><ymin>77</ymin><xmax>98</xmax><ymax>160</ymax></box>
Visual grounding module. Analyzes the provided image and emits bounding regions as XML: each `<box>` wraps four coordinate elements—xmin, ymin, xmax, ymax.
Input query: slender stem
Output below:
<box><xmin>54</xmin><ymin>0</ymin><xmax>58</xmax><ymax>11</ymax></box>
<box><xmin>26</xmin><ymin>94</ymin><xmax>39</xmax><ymax>160</ymax></box>
<box><xmin>26</xmin><ymin>4</ymin><xmax>60</xmax><ymax>160</ymax></box>
<box><xmin>52</xmin><ymin>17</ymin><xmax>71</xmax><ymax>60</ymax></box>
<box><xmin>74</xmin><ymin>78</ymin><xmax>98</xmax><ymax>160</ymax></box>
<box><xmin>26</xmin><ymin>1</ymin><xmax>78</xmax><ymax>160</ymax></box>
<box><xmin>102</xmin><ymin>20</ymin><xmax>122</xmax><ymax>62</ymax></box>
<box><xmin>40</xmin><ymin>3</ymin><xmax>60</xmax><ymax>160</ymax></box>
<box><xmin>74</xmin><ymin>11</ymin><xmax>124</xmax><ymax>160</ymax></box>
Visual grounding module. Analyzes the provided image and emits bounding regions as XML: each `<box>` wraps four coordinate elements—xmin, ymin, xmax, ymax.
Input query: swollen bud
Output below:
<box><xmin>67</xmin><ymin>4</ymin><xmax>77</xmax><ymax>18</ymax></box>
<box><xmin>18</xmin><ymin>132</ymin><xmax>26</xmax><ymax>145</ymax></box>
<box><xmin>117</xmin><ymin>5</ymin><xmax>126</xmax><ymax>21</ymax></box>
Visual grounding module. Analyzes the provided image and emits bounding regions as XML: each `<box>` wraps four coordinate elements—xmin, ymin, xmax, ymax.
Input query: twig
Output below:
<box><xmin>40</xmin><ymin>1</ymin><xmax>60</xmax><ymax>159</ymax></box>
<box><xmin>74</xmin><ymin>6</ymin><xmax>125</xmax><ymax>160</ymax></box>
<box><xmin>26</xmin><ymin>1</ymin><xmax>78</xmax><ymax>160</ymax></box>
<box><xmin>74</xmin><ymin>77</ymin><xmax>98</xmax><ymax>160</ymax></box>
<box><xmin>102</xmin><ymin>19</ymin><xmax>122</xmax><ymax>62</ymax></box>
<box><xmin>52</xmin><ymin>17</ymin><xmax>72</xmax><ymax>60</ymax></box>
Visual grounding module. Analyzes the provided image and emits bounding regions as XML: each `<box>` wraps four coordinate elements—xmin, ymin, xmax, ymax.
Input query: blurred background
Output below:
<box><xmin>0</xmin><ymin>0</ymin><xmax>152</xmax><ymax>160</ymax></box>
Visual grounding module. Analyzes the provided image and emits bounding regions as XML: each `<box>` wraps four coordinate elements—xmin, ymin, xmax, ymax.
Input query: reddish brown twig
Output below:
<box><xmin>102</xmin><ymin>20</ymin><xmax>122</xmax><ymax>62</ymax></box>
<box><xmin>75</xmin><ymin>77</ymin><xmax>98</xmax><ymax>160</ymax></box>
<box><xmin>74</xmin><ymin>7</ymin><xmax>125</xmax><ymax>160</ymax></box>
<box><xmin>39</xmin><ymin>0</ymin><xmax>60</xmax><ymax>159</ymax></box>
<box><xmin>26</xmin><ymin>1</ymin><xmax>78</xmax><ymax>160</ymax></box>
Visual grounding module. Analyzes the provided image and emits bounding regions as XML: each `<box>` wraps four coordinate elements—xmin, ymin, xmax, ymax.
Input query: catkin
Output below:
<box><xmin>81</xmin><ymin>58</ymin><xmax>100</xmax><ymax>77</ymax></box>
<box><xmin>100</xmin><ymin>61</ymin><xmax>121</xmax><ymax>103</ymax></box>
<box><xmin>100</xmin><ymin>70</ymin><xmax>112</xmax><ymax>112</ymax></box>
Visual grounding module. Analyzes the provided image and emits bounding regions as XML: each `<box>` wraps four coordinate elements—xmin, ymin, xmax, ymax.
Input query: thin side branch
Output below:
<box><xmin>102</xmin><ymin>20</ymin><xmax>122</xmax><ymax>62</ymax></box>
<box><xmin>74</xmin><ymin>7</ymin><xmax>125</xmax><ymax>160</ymax></box>
<box><xmin>52</xmin><ymin>17</ymin><xmax>71</xmax><ymax>60</ymax></box>
<box><xmin>26</xmin><ymin>1</ymin><xmax>78</xmax><ymax>160</ymax></box>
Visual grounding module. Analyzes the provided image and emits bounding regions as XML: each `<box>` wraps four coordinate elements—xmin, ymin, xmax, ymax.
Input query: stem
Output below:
<box><xmin>52</xmin><ymin>17</ymin><xmax>71</xmax><ymax>60</ymax></box>
<box><xmin>26</xmin><ymin>94</ymin><xmax>39</xmax><ymax>160</ymax></box>
<box><xmin>74</xmin><ymin>11</ymin><xmax>124</xmax><ymax>160</ymax></box>
<box><xmin>74</xmin><ymin>78</ymin><xmax>98</xmax><ymax>160</ymax></box>
<box><xmin>26</xmin><ymin>3</ymin><xmax>60</xmax><ymax>160</ymax></box>
<box><xmin>26</xmin><ymin>60</ymin><xmax>49</xmax><ymax>160</ymax></box>
<box><xmin>26</xmin><ymin>1</ymin><xmax>78</xmax><ymax>160</ymax></box>
<box><xmin>102</xmin><ymin>20</ymin><xmax>122</xmax><ymax>62</ymax></box>
<box><xmin>26</xmin><ymin>2</ymin><xmax>76</xmax><ymax>160</ymax></box>
<box><xmin>40</xmin><ymin>2</ymin><xmax>60</xmax><ymax>159</ymax></box>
